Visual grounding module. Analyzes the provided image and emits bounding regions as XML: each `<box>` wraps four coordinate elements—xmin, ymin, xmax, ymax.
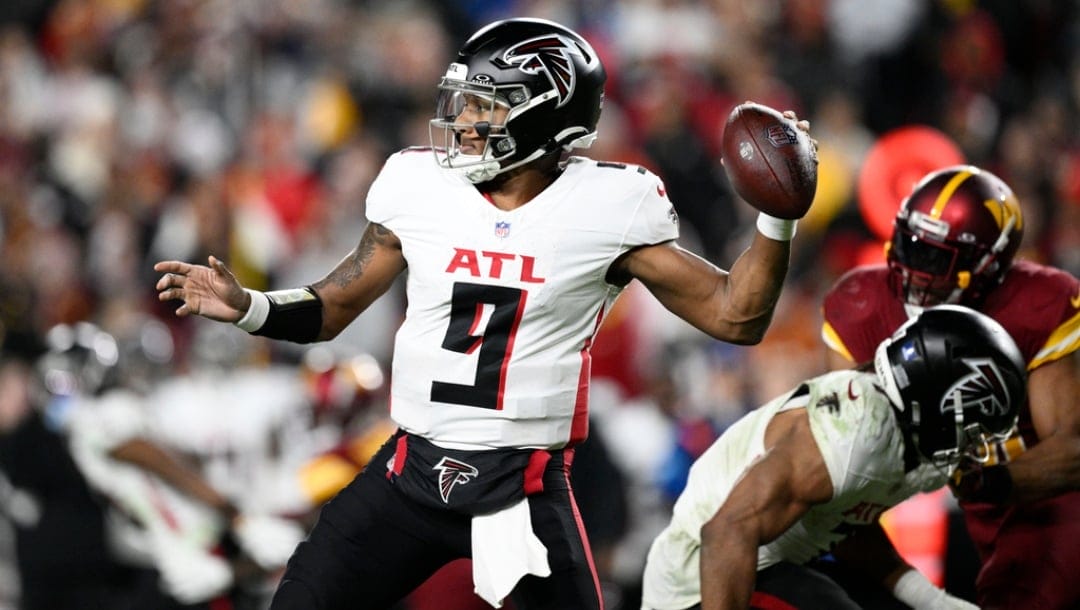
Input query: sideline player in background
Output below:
<box><xmin>822</xmin><ymin>164</ymin><xmax>1080</xmax><ymax>609</ymax></box>
<box><xmin>32</xmin><ymin>321</ymin><xmax>305</xmax><ymax>607</ymax></box>
<box><xmin>641</xmin><ymin>306</ymin><xmax>1025</xmax><ymax>610</ymax></box>
<box><xmin>154</xmin><ymin>16</ymin><xmax>816</xmax><ymax>610</ymax></box>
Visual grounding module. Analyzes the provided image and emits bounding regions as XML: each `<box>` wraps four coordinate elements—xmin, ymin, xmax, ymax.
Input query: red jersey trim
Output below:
<box><xmin>569</xmin><ymin>306</ymin><xmax>605</xmax><ymax>444</ymax></box>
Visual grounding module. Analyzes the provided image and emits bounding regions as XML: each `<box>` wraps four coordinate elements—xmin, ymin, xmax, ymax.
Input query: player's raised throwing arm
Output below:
<box><xmin>617</xmin><ymin>109</ymin><xmax>810</xmax><ymax>346</ymax></box>
<box><xmin>155</xmin><ymin>222</ymin><xmax>406</xmax><ymax>343</ymax></box>
<box><xmin>618</xmin><ymin>229</ymin><xmax>790</xmax><ymax>345</ymax></box>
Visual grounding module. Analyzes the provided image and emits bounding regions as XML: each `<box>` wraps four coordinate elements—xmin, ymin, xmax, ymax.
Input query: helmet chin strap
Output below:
<box><xmin>463</xmin><ymin>146</ymin><xmax>551</xmax><ymax>184</ymax></box>
<box><xmin>951</xmin><ymin>390</ymin><xmax>965</xmax><ymax>453</ymax></box>
<box><xmin>943</xmin><ymin>285</ymin><xmax>966</xmax><ymax>305</ymax></box>
<box><xmin>460</xmin><ymin>158</ymin><xmax>503</xmax><ymax>184</ymax></box>
<box><xmin>931</xmin><ymin>390</ymin><xmax>967</xmax><ymax>470</ymax></box>
<box><xmin>953</xmin><ymin>214</ymin><xmax>1017</xmax><ymax>305</ymax></box>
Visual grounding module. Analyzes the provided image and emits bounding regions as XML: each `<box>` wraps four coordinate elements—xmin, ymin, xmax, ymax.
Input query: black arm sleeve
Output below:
<box><xmin>251</xmin><ymin>286</ymin><xmax>324</xmax><ymax>343</ymax></box>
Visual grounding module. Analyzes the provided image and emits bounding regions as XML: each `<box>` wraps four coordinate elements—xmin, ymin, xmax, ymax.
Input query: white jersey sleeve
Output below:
<box><xmin>65</xmin><ymin>389</ymin><xmax>224</xmax><ymax>557</ymax></box>
<box><xmin>641</xmin><ymin>370</ymin><xmax>949</xmax><ymax>610</ymax></box>
<box><xmin>363</xmin><ymin>152</ymin><xmax>680</xmax><ymax>449</ymax></box>
<box><xmin>67</xmin><ymin>390</ymin><xmax>148</xmax><ymax>458</ymax></box>
<box><xmin>807</xmin><ymin>372</ymin><xmax>906</xmax><ymax>499</ymax></box>
<box><xmin>620</xmin><ymin>165</ymin><xmax>679</xmax><ymax>247</ymax></box>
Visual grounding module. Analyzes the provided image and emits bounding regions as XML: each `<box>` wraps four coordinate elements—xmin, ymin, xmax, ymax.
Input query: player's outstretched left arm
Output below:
<box><xmin>618</xmin><ymin>112</ymin><xmax>811</xmax><ymax>345</ymax></box>
<box><xmin>155</xmin><ymin>255</ymin><xmax>249</xmax><ymax>322</ymax></box>
<box><xmin>156</xmin><ymin>222</ymin><xmax>406</xmax><ymax>343</ymax></box>
<box><xmin>307</xmin><ymin>221</ymin><xmax>406</xmax><ymax>339</ymax></box>
<box><xmin>699</xmin><ymin>408</ymin><xmax>831</xmax><ymax>609</ymax></box>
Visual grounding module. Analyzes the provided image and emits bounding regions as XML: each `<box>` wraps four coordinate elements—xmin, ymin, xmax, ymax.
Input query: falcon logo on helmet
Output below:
<box><xmin>874</xmin><ymin>305</ymin><xmax>1026</xmax><ymax>468</ymax></box>
<box><xmin>434</xmin><ymin>456</ymin><xmax>479</xmax><ymax>503</ymax></box>
<box><xmin>500</xmin><ymin>35</ymin><xmax>581</xmax><ymax>107</ymax></box>
<box><xmin>940</xmin><ymin>358</ymin><xmax>1013</xmax><ymax>418</ymax></box>
<box><xmin>431</xmin><ymin>18</ymin><xmax>606</xmax><ymax>183</ymax></box>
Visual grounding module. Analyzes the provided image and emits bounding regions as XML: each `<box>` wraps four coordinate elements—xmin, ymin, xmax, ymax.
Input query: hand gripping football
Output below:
<box><xmin>721</xmin><ymin>102</ymin><xmax>818</xmax><ymax>219</ymax></box>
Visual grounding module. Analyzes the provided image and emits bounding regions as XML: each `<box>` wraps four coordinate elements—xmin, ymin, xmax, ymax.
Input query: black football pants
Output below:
<box><xmin>269</xmin><ymin>434</ymin><xmax>603</xmax><ymax>610</ymax></box>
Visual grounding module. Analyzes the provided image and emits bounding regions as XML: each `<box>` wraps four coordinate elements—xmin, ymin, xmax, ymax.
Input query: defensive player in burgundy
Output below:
<box><xmin>822</xmin><ymin>165</ymin><xmax>1080</xmax><ymax>609</ymax></box>
<box><xmin>155</xmin><ymin>17</ymin><xmax>815</xmax><ymax>610</ymax></box>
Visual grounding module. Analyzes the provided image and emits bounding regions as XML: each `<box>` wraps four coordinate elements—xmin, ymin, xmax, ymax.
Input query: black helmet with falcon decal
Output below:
<box><xmin>873</xmin><ymin>305</ymin><xmax>1026</xmax><ymax>469</ymax></box>
<box><xmin>429</xmin><ymin>18</ymin><xmax>606</xmax><ymax>183</ymax></box>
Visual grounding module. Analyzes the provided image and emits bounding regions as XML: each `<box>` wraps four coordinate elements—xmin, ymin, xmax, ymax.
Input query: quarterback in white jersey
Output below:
<box><xmin>155</xmin><ymin>17</ymin><xmax>814</xmax><ymax>610</ymax></box>
<box><xmin>367</xmin><ymin>150</ymin><xmax>676</xmax><ymax>449</ymax></box>
<box><xmin>642</xmin><ymin>306</ymin><xmax>1026</xmax><ymax>610</ymax></box>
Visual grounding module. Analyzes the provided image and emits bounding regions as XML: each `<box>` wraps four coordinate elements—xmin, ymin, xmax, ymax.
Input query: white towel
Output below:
<box><xmin>471</xmin><ymin>498</ymin><xmax>551</xmax><ymax>607</ymax></box>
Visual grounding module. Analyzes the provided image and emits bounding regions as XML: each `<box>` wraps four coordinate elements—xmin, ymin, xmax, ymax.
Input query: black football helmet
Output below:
<box><xmin>429</xmin><ymin>18</ymin><xmax>606</xmax><ymax>183</ymax></box>
<box><xmin>112</xmin><ymin>316</ymin><xmax>175</xmax><ymax>394</ymax></box>
<box><xmin>873</xmin><ymin>305</ymin><xmax>1025</xmax><ymax>469</ymax></box>
<box><xmin>887</xmin><ymin>165</ymin><xmax>1024</xmax><ymax>307</ymax></box>
<box><xmin>36</xmin><ymin>322</ymin><xmax>120</xmax><ymax>399</ymax></box>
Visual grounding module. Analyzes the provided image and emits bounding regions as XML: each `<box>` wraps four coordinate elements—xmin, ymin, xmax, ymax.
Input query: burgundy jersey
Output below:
<box><xmin>822</xmin><ymin>259</ymin><xmax>1080</xmax><ymax>609</ymax></box>
<box><xmin>823</xmin><ymin>260</ymin><xmax>1080</xmax><ymax>445</ymax></box>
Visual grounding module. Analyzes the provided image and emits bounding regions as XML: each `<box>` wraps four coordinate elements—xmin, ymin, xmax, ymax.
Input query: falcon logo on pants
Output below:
<box><xmin>434</xmin><ymin>457</ymin><xmax>479</xmax><ymax>503</ymax></box>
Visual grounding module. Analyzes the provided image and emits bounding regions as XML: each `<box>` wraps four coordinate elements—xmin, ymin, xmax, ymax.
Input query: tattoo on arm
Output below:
<box><xmin>315</xmin><ymin>223</ymin><xmax>395</xmax><ymax>290</ymax></box>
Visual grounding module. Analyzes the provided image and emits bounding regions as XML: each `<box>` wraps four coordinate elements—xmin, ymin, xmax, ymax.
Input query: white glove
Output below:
<box><xmin>231</xmin><ymin>513</ymin><xmax>305</xmax><ymax>570</ymax></box>
<box><xmin>892</xmin><ymin>569</ymin><xmax>978</xmax><ymax>610</ymax></box>
<box><xmin>151</xmin><ymin>532</ymin><xmax>233</xmax><ymax>604</ymax></box>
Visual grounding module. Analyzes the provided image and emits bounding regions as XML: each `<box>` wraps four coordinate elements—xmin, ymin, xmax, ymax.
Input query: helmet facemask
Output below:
<box><xmin>876</xmin><ymin>339</ymin><xmax>999</xmax><ymax>474</ymax></box>
<box><xmin>873</xmin><ymin>305</ymin><xmax>1024</xmax><ymax>474</ymax></box>
<box><xmin>430</xmin><ymin>69</ymin><xmax>596</xmax><ymax>184</ymax></box>
<box><xmin>430</xmin><ymin>72</ymin><xmax>521</xmax><ymax>184</ymax></box>
<box><xmin>888</xmin><ymin>214</ymin><xmax>1001</xmax><ymax>307</ymax></box>
<box><xmin>887</xmin><ymin>165</ymin><xmax>1023</xmax><ymax>308</ymax></box>
<box><xmin>429</xmin><ymin>19</ymin><xmax>606</xmax><ymax>185</ymax></box>
<box><xmin>925</xmin><ymin>390</ymin><xmax>1003</xmax><ymax>472</ymax></box>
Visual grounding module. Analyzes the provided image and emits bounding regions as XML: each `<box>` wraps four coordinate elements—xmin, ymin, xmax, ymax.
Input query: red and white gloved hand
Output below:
<box><xmin>231</xmin><ymin>513</ymin><xmax>306</xmax><ymax>570</ymax></box>
<box><xmin>151</xmin><ymin>530</ymin><xmax>233</xmax><ymax>604</ymax></box>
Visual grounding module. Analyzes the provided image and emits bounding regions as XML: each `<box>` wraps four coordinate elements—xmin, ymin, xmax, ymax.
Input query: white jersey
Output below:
<box><xmin>641</xmin><ymin>370</ymin><xmax>948</xmax><ymax>610</ymax></box>
<box><xmin>65</xmin><ymin>389</ymin><xmax>224</xmax><ymax>564</ymax></box>
<box><xmin>366</xmin><ymin>151</ymin><xmax>679</xmax><ymax>449</ymax></box>
<box><xmin>151</xmin><ymin>367</ymin><xmax>313</xmax><ymax>513</ymax></box>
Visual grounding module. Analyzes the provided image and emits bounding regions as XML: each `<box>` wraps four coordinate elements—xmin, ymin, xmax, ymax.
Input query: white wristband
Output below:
<box><xmin>892</xmin><ymin>570</ymin><xmax>949</xmax><ymax>610</ymax></box>
<box><xmin>233</xmin><ymin>289</ymin><xmax>270</xmax><ymax>332</ymax></box>
<box><xmin>756</xmin><ymin>212</ymin><xmax>797</xmax><ymax>241</ymax></box>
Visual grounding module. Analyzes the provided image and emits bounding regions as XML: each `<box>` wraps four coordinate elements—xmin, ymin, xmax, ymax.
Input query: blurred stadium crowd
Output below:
<box><xmin>0</xmin><ymin>0</ymin><xmax>1078</xmax><ymax>608</ymax></box>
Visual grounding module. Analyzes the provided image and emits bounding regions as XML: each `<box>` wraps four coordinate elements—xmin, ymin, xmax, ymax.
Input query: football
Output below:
<box><xmin>721</xmin><ymin>102</ymin><xmax>818</xmax><ymax>219</ymax></box>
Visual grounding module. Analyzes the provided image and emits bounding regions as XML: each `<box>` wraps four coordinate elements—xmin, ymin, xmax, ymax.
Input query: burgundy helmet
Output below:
<box><xmin>887</xmin><ymin>165</ymin><xmax>1024</xmax><ymax>307</ymax></box>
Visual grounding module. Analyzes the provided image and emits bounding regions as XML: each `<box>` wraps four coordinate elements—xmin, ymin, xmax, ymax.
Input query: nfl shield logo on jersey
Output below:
<box><xmin>494</xmin><ymin>221</ymin><xmax>511</xmax><ymax>239</ymax></box>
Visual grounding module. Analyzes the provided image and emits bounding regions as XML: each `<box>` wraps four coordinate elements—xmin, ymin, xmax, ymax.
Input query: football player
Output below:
<box><xmin>641</xmin><ymin>306</ymin><xmax>1025</xmax><ymax>610</ymax></box>
<box><xmin>38</xmin><ymin>322</ymin><xmax>305</xmax><ymax>607</ymax></box>
<box><xmin>155</xmin><ymin>17</ymin><xmax>814</xmax><ymax>610</ymax></box>
<box><xmin>822</xmin><ymin>165</ymin><xmax>1080</xmax><ymax>609</ymax></box>
<box><xmin>0</xmin><ymin>355</ymin><xmax>135</xmax><ymax>610</ymax></box>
